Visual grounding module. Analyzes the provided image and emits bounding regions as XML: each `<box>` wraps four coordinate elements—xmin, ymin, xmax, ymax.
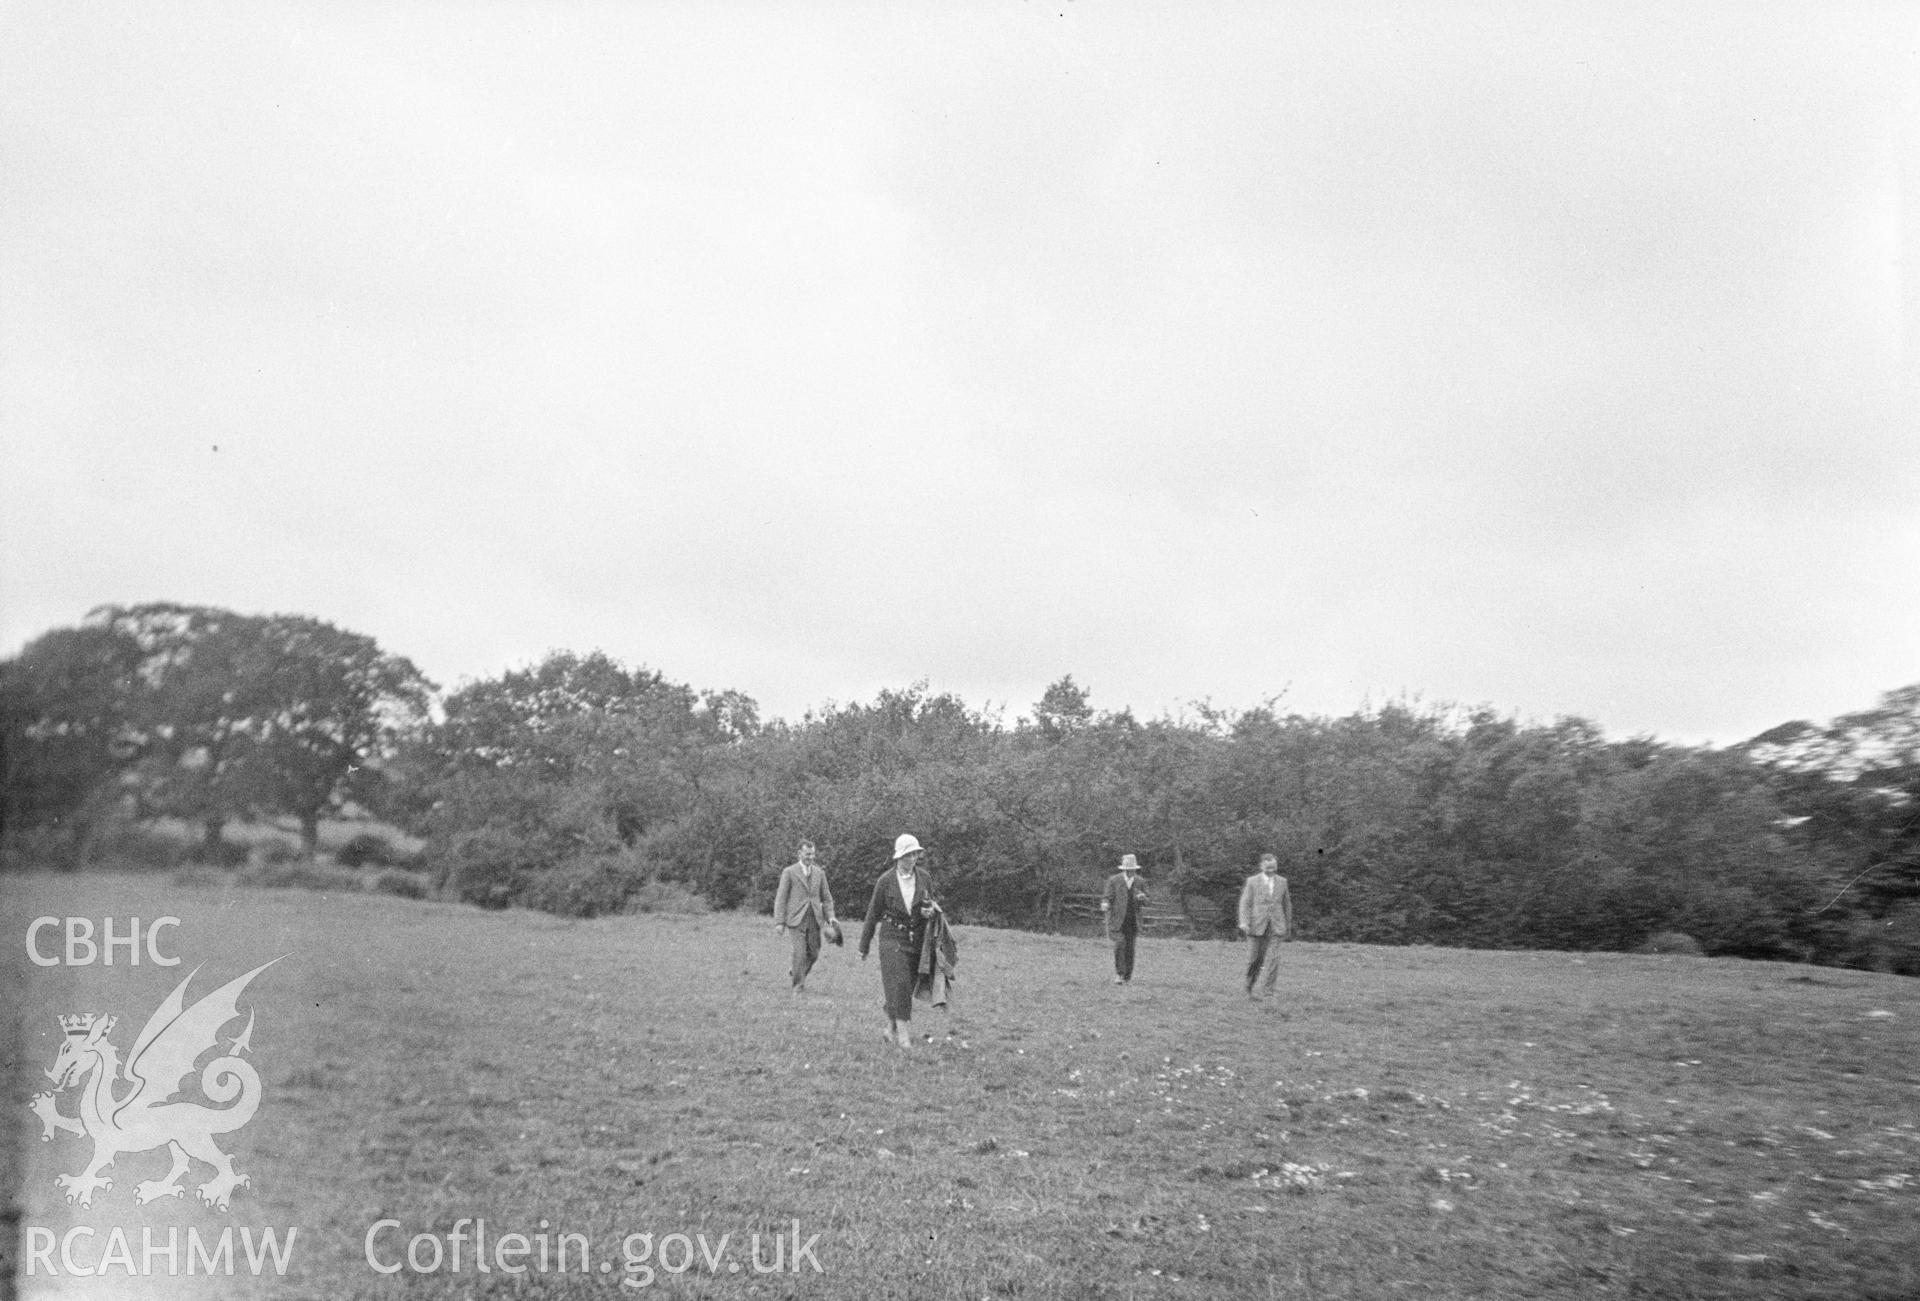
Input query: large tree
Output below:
<box><xmin>92</xmin><ymin>604</ymin><xmax>269</xmax><ymax>851</ymax></box>
<box><xmin>240</xmin><ymin>614</ymin><xmax>435</xmax><ymax>852</ymax></box>
<box><xmin>398</xmin><ymin>650</ymin><xmax>759</xmax><ymax>905</ymax></box>
<box><xmin>84</xmin><ymin>603</ymin><xmax>432</xmax><ymax>855</ymax></box>
<box><xmin>1743</xmin><ymin>684</ymin><xmax>1920</xmax><ymax>968</ymax></box>
<box><xmin>0</xmin><ymin>621</ymin><xmax>146</xmax><ymax>860</ymax></box>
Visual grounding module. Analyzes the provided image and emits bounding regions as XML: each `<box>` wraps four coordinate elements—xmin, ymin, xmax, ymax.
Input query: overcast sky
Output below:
<box><xmin>3</xmin><ymin>3</ymin><xmax>1915</xmax><ymax>744</ymax></box>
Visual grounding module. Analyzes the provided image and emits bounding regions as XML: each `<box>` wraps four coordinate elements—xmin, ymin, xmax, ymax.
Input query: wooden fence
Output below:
<box><xmin>1054</xmin><ymin>892</ymin><xmax>1226</xmax><ymax>938</ymax></box>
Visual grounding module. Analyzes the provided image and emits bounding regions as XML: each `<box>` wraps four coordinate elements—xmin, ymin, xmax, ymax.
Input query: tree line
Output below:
<box><xmin>3</xmin><ymin>603</ymin><xmax>1916</xmax><ymax>972</ymax></box>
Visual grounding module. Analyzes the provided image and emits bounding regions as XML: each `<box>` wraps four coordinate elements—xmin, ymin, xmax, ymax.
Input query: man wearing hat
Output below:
<box><xmin>1100</xmin><ymin>853</ymin><xmax>1149</xmax><ymax>985</ymax></box>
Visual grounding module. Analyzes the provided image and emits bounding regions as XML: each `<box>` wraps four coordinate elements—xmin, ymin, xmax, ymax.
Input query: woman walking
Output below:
<box><xmin>858</xmin><ymin>833</ymin><xmax>941</xmax><ymax>1048</ymax></box>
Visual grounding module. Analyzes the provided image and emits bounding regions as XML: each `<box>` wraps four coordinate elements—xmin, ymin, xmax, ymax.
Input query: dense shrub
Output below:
<box><xmin>190</xmin><ymin>837</ymin><xmax>253</xmax><ymax>869</ymax></box>
<box><xmin>1878</xmin><ymin>904</ymin><xmax>1920</xmax><ymax>976</ymax></box>
<box><xmin>625</xmin><ymin>877</ymin><xmax>710</xmax><ymax>915</ymax></box>
<box><xmin>519</xmin><ymin>853</ymin><xmax>649</xmax><ymax>918</ymax></box>
<box><xmin>337</xmin><ymin>832</ymin><xmax>397</xmax><ymax>868</ymax></box>
<box><xmin>82</xmin><ymin>821</ymin><xmax>195</xmax><ymax>872</ymax></box>
<box><xmin>1831</xmin><ymin>902</ymin><xmax>1920</xmax><ymax>976</ymax></box>
<box><xmin>426</xmin><ymin>827</ymin><xmax>546</xmax><ymax>910</ymax></box>
<box><xmin>1636</xmin><ymin>931</ymin><xmax>1706</xmax><ymax>956</ymax></box>
<box><xmin>238</xmin><ymin>860</ymin><xmax>363</xmax><ymax>892</ymax></box>
<box><xmin>1672</xmin><ymin>884</ymin><xmax>1796</xmax><ymax>959</ymax></box>
<box><xmin>371</xmin><ymin>868</ymin><xmax>429</xmax><ymax>899</ymax></box>
<box><xmin>0</xmin><ymin>825</ymin><xmax>82</xmax><ymax>872</ymax></box>
<box><xmin>253</xmin><ymin>839</ymin><xmax>304</xmax><ymax>866</ymax></box>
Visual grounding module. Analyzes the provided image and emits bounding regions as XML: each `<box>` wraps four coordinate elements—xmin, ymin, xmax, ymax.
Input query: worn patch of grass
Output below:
<box><xmin>4</xmin><ymin>875</ymin><xmax>1917</xmax><ymax>1299</ymax></box>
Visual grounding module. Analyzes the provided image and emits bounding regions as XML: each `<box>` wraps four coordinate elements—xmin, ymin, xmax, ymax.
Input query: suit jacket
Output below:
<box><xmin>858</xmin><ymin>865</ymin><xmax>938</xmax><ymax>957</ymax></box>
<box><xmin>773</xmin><ymin>860</ymin><xmax>835</xmax><ymax>928</ymax></box>
<box><xmin>1101</xmin><ymin>872</ymin><xmax>1147</xmax><ymax>934</ymax></box>
<box><xmin>1238</xmin><ymin>871</ymin><xmax>1293</xmax><ymax>937</ymax></box>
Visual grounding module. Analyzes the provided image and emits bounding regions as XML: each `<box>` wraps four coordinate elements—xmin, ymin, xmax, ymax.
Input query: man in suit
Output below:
<box><xmin>773</xmin><ymin>839</ymin><xmax>837</xmax><ymax>994</ymax></box>
<box><xmin>1100</xmin><ymin>853</ymin><xmax>1149</xmax><ymax>985</ymax></box>
<box><xmin>1237</xmin><ymin>852</ymin><xmax>1293</xmax><ymax>998</ymax></box>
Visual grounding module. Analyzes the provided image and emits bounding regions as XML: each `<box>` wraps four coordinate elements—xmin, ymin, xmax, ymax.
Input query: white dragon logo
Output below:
<box><xmin>30</xmin><ymin>960</ymin><xmax>279</xmax><ymax>1211</ymax></box>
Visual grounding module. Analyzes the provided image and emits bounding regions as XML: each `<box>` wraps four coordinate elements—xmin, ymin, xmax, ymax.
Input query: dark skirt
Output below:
<box><xmin>877</xmin><ymin>926</ymin><xmax>918</xmax><ymax>1021</ymax></box>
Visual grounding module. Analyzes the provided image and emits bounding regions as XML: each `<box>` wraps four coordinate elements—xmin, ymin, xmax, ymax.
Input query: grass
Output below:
<box><xmin>3</xmin><ymin>874</ymin><xmax>1917</xmax><ymax>1300</ymax></box>
<box><xmin>78</xmin><ymin>816</ymin><xmax>426</xmax><ymax>869</ymax></box>
<box><xmin>145</xmin><ymin>815</ymin><xmax>425</xmax><ymax>856</ymax></box>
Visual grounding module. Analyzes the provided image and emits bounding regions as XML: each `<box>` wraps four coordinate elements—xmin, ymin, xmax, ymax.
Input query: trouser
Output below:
<box><xmin>878</xmin><ymin>924</ymin><xmax>918</xmax><ymax>1021</ymax></box>
<box><xmin>788</xmin><ymin>913</ymin><xmax>822</xmax><ymax>986</ymax></box>
<box><xmin>1111</xmin><ymin>925</ymin><xmax>1138</xmax><ymax>981</ymax></box>
<box><xmin>1245</xmin><ymin>929</ymin><xmax>1283</xmax><ymax>992</ymax></box>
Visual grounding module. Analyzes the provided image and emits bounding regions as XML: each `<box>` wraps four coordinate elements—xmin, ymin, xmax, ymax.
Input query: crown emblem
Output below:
<box><xmin>58</xmin><ymin>1013</ymin><xmax>101</xmax><ymax>1037</ymax></box>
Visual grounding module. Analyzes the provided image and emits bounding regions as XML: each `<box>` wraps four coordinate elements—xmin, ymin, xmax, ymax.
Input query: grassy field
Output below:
<box><xmin>77</xmin><ymin>816</ymin><xmax>427</xmax><ymax>863</ymax></box>
<box><xmin>4</xmin><ymin>874</ymin><xmax>1917</xmax><ymax>1300</ymax></box>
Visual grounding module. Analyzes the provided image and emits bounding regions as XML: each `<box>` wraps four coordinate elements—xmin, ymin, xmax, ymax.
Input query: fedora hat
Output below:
<box><xmin>1117</xmin><ymin>853</ymin><xmax>1143</xmax><ymax>872</ymax></box>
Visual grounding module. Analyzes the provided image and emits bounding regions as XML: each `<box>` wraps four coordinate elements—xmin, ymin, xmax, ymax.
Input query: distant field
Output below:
<box><xmin>4</xmin><ymin>874</ymin><xmax>1917</xmax><ymax>1300</ymax></box>
<box><xmin>107</xmin><ymin>817</ymin><xmax>426</xmax><ymax>858</ymax></box>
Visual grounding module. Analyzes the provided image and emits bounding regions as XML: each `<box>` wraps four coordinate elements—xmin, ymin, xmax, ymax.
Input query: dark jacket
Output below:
<box><xmin>915</xmin><ymin>910</ymin><xmax>958</xmax><ymax>1006</ymax></box>
<box><xmin>858</xmin><ymin>865</ymin><xmax>938</xmax><ymax>958</ymax></box>
<box><xmin>1102</xmin><ymin>871</ymin><xmax>1147</xmax><ymax>934</ymax></box>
